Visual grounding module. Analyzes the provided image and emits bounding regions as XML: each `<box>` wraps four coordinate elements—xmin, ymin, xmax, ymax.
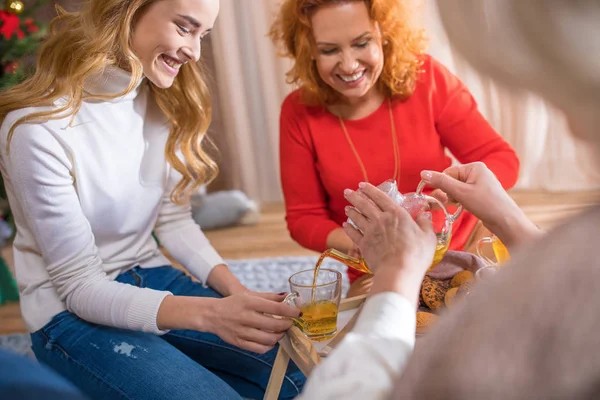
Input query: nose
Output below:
<box><xmin>339</xmin><ymin>51</ymin><xmax>359</xmax><ymax>74</ymax></box>
<box><xmin>182</xmin><ymin>37</ymin><xmax>202</xmax><ymax>63</ymax></box>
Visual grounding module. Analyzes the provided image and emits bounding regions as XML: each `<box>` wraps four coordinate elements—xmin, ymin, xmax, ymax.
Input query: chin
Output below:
<box><xmin>338</xmin><ymin>87</ymin><xmax>371</xmax><ymax>101</ymax></box>
<box><xmin>146</xmin><ymin>73</ymin><xmax>175</xmax><ymax>89</ymax></box>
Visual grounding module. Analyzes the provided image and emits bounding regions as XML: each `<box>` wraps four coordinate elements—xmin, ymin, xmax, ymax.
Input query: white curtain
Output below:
<box><xmin>209</xmin><ymin>0</ymin><xmax>600</xmax><ymax>203</ymax></box>
<box><xmin>210</xmin><ymin>0</ymin><xmax>293</xmax><ymax>203</ymax></box>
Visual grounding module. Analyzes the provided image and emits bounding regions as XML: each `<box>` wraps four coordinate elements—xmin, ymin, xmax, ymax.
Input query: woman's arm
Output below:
<box><xmin>2</xmin><ymin>122</ymin><xmax>170</xmax><ymax>334</ymax></box>
<box><xmin>280</xmin><ymin>93</ymin><xmax>343</xmax><ymax>253</ymax></box>
<box><xmin>153</xmin><ymin>161</ymin><xmax>247</xmax><ymax>296</ymax></box>
<box><xmin>421</xmin><ymin>164</ymin><xmax>542</xmax><ymax>250</ymax></box>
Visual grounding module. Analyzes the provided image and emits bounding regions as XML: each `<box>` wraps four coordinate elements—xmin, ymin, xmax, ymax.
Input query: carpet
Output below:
<box><xmin>0</xmin><ymin>255</ymin><xmax>349</xmax><ymax>356</ymax></box>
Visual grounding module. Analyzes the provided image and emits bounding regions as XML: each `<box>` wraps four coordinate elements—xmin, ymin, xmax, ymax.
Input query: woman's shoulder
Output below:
<box><xmin>415</xmin><ymin>54</ymin><xmax>455</xmax><ymax>85</ymax></box>
<box><xmin>281</xmin><ymin>89</ymin><xmax>306</xmax><ymax>114</ymax></box>
<box><xmin>281</xmin><ymin>88</ymin><xmax>324</xmax><ymax>118</ymax></box>
<box><xmin>0</xmin><ymin>105</ymin><xmax>66</xmax><ymax>149</ymax></box>
<box><xmin>411</xmin><ymin>53</ymin><xmax>466</xmax><ymax>101</ymax></box>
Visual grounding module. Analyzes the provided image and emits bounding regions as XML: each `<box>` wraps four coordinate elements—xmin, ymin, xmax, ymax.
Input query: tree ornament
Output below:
<box><xmin>6</xmin><ymin>0</ymin><xmax>25</xmax><ymax>15</ymax></box>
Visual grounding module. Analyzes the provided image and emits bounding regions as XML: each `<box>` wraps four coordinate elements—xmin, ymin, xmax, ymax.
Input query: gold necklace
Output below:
<box><xmin>338</xmin><ymin>98</ymin><xmax>400</xmax><ymax>183</ymax></box>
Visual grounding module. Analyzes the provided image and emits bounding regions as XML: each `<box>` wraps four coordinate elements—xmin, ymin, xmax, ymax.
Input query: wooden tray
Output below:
<box><xmin>264</xmin><ymin>295</ymin><xmax>367</xmax><ymax>400</ymax></box>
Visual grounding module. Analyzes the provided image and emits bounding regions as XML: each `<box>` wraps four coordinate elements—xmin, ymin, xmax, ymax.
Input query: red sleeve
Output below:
<box><xmin>427</xmin><ymin>56</ymin><xmax>520</xmax><ymax>189</ymax></box>
<box><xmin>279</xmin><ymin>92</ymin><xmax>340</xmax><ymax>252</ymax></box>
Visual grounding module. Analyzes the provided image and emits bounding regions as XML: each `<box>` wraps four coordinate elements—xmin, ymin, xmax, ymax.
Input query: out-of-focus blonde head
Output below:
<box><xmin>436</xmin><ymin>0</ymin><xmax>600</xmax><ymax>147</ymax></box>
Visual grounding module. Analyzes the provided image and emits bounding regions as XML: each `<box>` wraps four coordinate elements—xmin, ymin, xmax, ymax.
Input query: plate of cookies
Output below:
<box><xmin>416</xmin><ymin>251</ymin><xmax>487</xmax><ymax>336</ymax></box>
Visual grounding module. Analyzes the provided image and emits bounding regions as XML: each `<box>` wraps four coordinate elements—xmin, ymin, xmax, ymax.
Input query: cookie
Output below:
<box><xmin>457</xmin><ymin>281</ymin><xmax>474</xmax><ymax>298</ymax></box>
<box><xmin>444</xmin><ymin>287</ymin><xmax>459</xmax><ymax>307</ymax></box>
<box><xmin>421</xmin><ymin>276</ymin><xmax>450</xmax><ymax>311</ymax></box>
<box><xmin>416</xmin><ymin>311</ymin><xmax>438</xmax><ymax>334</ymax></box>
<box><xmin>450</xmin><ymin>270</ymin><xmax>474</xmax><ymax>288</ymax></box>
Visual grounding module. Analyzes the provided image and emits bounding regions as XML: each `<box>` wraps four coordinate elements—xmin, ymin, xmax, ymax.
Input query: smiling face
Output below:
<box><xmin>311</xmin><ymin>1</ymin><xmax>384</xmax><ymax>102</ymax></box>
<box><xmin>131</xmin><ymin>0</ymin><xmax>219</xmax><ymax>88</ymax></box>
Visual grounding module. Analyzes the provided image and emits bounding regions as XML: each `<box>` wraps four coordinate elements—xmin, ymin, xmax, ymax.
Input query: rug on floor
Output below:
<box><xmin>0</xmin><ymin>255</ymin><xmax>349</xmax><ymax>356</ymax></box>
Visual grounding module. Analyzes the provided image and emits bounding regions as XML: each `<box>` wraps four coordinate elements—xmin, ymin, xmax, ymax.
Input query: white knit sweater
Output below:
<box><xmin>0</xmin><ymin>67</ymin><xmax>224</xmax><ymax>334</ymax></box>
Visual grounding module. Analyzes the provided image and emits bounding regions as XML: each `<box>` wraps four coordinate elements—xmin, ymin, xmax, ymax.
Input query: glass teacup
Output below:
<box><xmin>283</xmin><ymin>269</ymin><xmax>342</xmax><ymax>341</ymax></box>
<box><xmin>477</xmin><ymin>235</ymin><xmax>510</xmax><ymax>265</ymax></box>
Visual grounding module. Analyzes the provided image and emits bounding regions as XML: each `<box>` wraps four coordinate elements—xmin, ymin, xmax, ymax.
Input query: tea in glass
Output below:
<box><xmin>299</xmin><ymin>301</ymin><xmax>338</xmax><ymax>338</ymax></box>
<box><xmin>285</xmin><ymin>268</ymin><xmax>342</xmax><ymax>341</ymax></box>
<box><xmin>430</xmin><ymin>232</ymin><xmax>451</xmax><ymax>270</ymax></box>
<box><xmin>477</xmin><ymin>235</ymin><xmax>510</xmax><ymax>265</ymax></box>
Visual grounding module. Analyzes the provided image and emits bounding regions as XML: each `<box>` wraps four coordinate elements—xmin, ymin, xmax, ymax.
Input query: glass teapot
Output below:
<box><xmin>327</xmin><ymin>179</ymin><xmax>463</xmax><ymax>273</ymax></box>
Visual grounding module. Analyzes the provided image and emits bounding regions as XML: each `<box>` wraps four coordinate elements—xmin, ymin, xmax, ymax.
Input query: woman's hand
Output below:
<box><xmin>203</xmin><ymin>291</ymin><xmax>301</xmax><ymax>354</ymax></box>
<box><xmin>347</xmin><ymin>245</ymin><xmax>362</xmax><ymax>259</ymax></box>
<box><xmin>421</xmin><ymin>162</ymin><xmax>541</xmax><ymax>248</ymax></box>
<box><xmin>342</xmin><ymin>183</ymin><xmax>436</xmax><ymax>303</ymax></box>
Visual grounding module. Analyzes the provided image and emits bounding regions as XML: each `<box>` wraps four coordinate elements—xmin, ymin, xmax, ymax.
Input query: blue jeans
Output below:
<box><xmin>0</xmin><ymin>348</ymin><xmax>88</xmax><ymax>399</ymax></box>
<box><xmin>30</xmin><ymin>266</ymin><xmax>305</xmax><ymax>400</ymax></box>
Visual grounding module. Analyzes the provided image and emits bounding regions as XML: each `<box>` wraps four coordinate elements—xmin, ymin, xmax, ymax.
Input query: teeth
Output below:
<box><xmin>163</xmin><ymin>55</ymin><xmax>182</xmax><ymax>70</ymax></box>
<box><xmin>340</xmin><ymin>70</ymin><xmax>365</xmax><ymax>83</ymax></box>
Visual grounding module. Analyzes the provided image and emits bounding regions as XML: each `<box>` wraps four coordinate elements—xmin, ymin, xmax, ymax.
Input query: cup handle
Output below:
<box><xmin>282</xmin><ymin>292</ymin><xmax>306</xmax><ymax>331</ymax></box>
<box><xmin>416</xmin><ymin>180</ymin><xmax>463</xmax><ymax>222</ymax></box>
<box><xmin>476</xmin><ymin>237</ymin><xmax>497</xmax><ymax>265</ymax></box>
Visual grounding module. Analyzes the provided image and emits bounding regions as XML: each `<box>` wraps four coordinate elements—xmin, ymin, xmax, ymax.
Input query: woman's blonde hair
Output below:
<box><xmin>269</xmin><ymin>0</ymin><xmax>428</xmax><ymax>105</ymax></box>
<box><xmin>0</xmin><ymin>0</ymin><xmax>217</xmax><ymax>204</ymax></box>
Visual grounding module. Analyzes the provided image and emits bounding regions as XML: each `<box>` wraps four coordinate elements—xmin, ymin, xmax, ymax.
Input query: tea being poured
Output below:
<box><xmin>287</xmin><ymin>179</ymin><xmax>462</xmax><ymax>341</ymax></box>
<box><xmin>344</xmin><ymin>179</ymin><xmax>462</xmax><ymax>272</ymax></box>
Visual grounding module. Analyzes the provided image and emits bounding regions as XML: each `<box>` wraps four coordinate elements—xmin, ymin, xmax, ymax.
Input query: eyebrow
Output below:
<box><xmin>316</xmin><ymin>31</ymin><xmax>371</xmax><ymax>46</ymax></box>
<box><xmin>178</xmin><ymin>14</ymin><xmax>201</xmax><ymax>28</ymax></box>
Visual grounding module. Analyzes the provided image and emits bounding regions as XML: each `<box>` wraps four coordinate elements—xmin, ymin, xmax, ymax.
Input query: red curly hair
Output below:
<box><xmin>269</xmin><ymin>0</ymin><xmax>428</xmax><ymax>105</ymax></box>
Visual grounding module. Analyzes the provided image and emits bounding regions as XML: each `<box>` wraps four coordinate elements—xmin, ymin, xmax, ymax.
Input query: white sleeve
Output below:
<box><xmin>3</xmin><ymin>123</ymin><xmax>171</xmax><ymax>334</ymax></box>
<box><xmin>298</xmin><ymin>292</ymin><xmax>416</xmax><ymax>400</ymax></box>
<box><xmin>153</xmin><ymin>163</ymin><xmax>224</xmax><ymax>284</ymax></box>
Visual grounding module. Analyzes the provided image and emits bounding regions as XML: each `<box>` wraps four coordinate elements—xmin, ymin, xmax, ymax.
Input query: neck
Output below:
<box><xmin>330</xmin><ymin>87</ymin><xmax>386</xmax><ymax>120</ymax></box>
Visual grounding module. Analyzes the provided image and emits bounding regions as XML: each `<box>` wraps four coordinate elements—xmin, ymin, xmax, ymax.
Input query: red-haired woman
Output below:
<box><xmin>270</xmin><ymin>0</ymin><xmax>520</xmax><ymax>296</ymax></box>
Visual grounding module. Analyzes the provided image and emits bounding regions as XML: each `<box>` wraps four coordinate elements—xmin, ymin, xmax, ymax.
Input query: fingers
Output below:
<box><xmin>253</xmin><ymin>313</ymin><xmax>293</xmax><ymax>333</ymax></box>
<box><xmin>344</xmin><ymin>206</ymin><xmax>368</xmax><ymax>232</ymax></box>
<box><xmin>344</xmin><ymin>187</ymin><xmax>382</xmax><ymax>220</ymax></box>
<box><xmin>347</xmin><ymin>246</ymin><xmax>362</xmax><ymax>259</ymax></box>
<box><xmin>428</xmin><ymin>189</ymin><xmax>450</xmax><ymax>208</ymax></box>
<box><xmin>252</xmin><ymin>297</ymin><xmax>301</xmax><ymax>318</ymax></box>
<box><xmin>254</xmin><ymin>292</ymin><xmax>289</xmax><ymax>302</ymax></box>
<box><xmin>343</xmin><ymin>221</ymin><xmax>363</xmax><ymax>245</ymax></box>
<box><xmin>415</xmin><ymin>212</ymin><xmax>434</xmax><ymax>235</ymax></box>
<box><xmin>354</xmin><ymin>183</ymin><xmax>400</xmax><ymax>214</ymax></box>
<box><xmin>421</xmin><ymin>170</ymin><xmax>466</xmax><ymax>200</ymax></box>
<box><xmin>237</xmin><ymin>339</ymin><xmax>276</xmax><ymax>355</ymax></box>
<box><xmin>239</xmin><ymin>327</ymin><xmax>285</xmax><ymax>348</ymax></box>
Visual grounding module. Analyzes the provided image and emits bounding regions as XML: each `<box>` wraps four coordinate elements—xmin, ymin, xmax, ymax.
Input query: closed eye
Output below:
<box><xmin>320</xmin><ymin>48</ymin><xmax>338</xmax><ymax>55</ymax></box>
<box><xmin>354</xmin><ymin>39</ymin><xmax>370</xmax><ymax>48</ymax></box>
<box><xmin>176</xmin><ymin>23</ymin><xmax>191</xmax><ymax>35</ymax></box>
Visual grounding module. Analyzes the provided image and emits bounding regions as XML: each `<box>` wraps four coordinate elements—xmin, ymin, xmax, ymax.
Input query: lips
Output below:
<box><xmin>338</xmin><ymin>69</ymin><xmax>366</xmax><ymax>83</ymax></box>
<box><xmin>160</xmin><ymin>54</ymin><xmax>184</xmax><ymax>77</ymax></box>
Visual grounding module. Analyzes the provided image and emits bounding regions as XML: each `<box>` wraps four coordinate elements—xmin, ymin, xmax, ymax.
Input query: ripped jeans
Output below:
<box><xmin>30</xmin><ymin>266</ymin><xmax>305</xmax><ymax>400</ymax></box>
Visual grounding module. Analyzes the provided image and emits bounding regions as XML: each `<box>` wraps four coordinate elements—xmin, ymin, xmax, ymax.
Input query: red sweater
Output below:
<box><xmin>279</xmin><ymin>55</ymin><xmax>519</xmax><ymax>283</ymax></box>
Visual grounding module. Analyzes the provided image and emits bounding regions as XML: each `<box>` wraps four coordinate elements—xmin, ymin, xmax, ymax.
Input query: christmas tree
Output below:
<box><xmin>1</xmin><ymin>0</ymin><xmax>48</xmax><ymax>90</ymax></box>
<box><xmin>0</xmin><ymin>0</ymin><xmax>49</xmax><ymax>304</ymax></box>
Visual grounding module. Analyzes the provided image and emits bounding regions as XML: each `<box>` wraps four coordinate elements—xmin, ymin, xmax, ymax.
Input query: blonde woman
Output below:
<box><xmin>0</xmin><ymin>1</ymin><xmax>304</xmax><ymax>399</ymax></box>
